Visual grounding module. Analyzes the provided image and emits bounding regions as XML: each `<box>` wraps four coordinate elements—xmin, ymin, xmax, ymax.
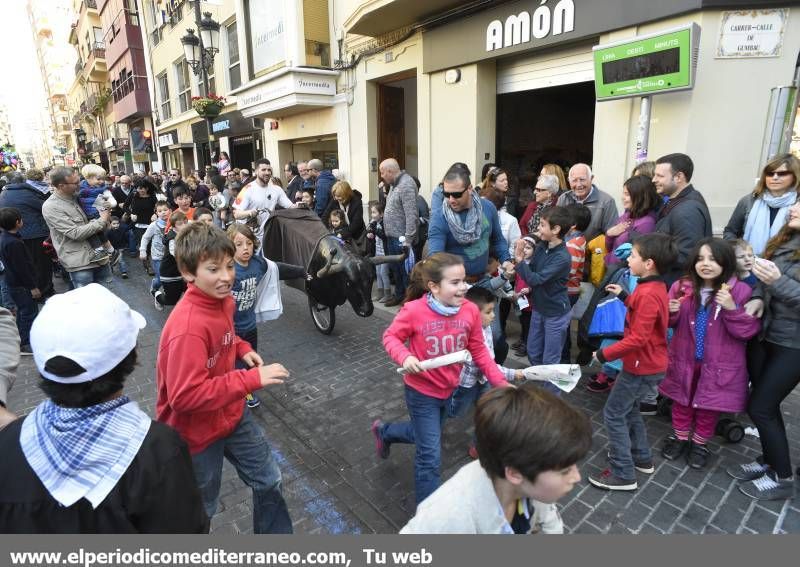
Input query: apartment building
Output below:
<box><xmin>27</xmin><ymin>0</ymin><xmax>76</xmax><ymax>168</ymax></box>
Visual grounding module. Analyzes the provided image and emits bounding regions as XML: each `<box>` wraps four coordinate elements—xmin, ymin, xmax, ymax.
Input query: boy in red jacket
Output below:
<box><xmin>588</xmin><ymin>233</ymin><xmax>677</xmax><ymax>491</ymax></box>
<box><xmin>155</xmin><ymin>222</ymin><xmax>292</xmax><ymax>532</ymax></box>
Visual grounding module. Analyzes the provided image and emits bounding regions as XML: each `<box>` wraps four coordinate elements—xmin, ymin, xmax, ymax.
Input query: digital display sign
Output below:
<box><xmin>593</xmin><ymin>24</ymin><xmax>700</xmax><ymax>100</ymax></box>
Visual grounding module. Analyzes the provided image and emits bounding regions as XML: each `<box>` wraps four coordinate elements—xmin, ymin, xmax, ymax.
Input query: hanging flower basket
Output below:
<box><xmin>192</xmin><ymin>94</ymin><xmax>226</xmax><ymax>118</ymax></box>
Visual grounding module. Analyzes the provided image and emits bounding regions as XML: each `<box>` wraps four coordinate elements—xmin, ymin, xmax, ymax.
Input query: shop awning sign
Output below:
<box><xmin>592</xmin><ymin>23</ymin><xmax>701</xmax><ymax>101</ymax></box>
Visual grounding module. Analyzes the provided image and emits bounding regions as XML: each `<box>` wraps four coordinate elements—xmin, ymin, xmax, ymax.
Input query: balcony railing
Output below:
<box><xmin>112</xmin><ymin>74</ymin><xmax>147</xmax><ymax>103</ymax></box>
<box><xmin>90</xmin><ymin>41</ymin><xmax>106</xmax><ymax>60</ymax></box>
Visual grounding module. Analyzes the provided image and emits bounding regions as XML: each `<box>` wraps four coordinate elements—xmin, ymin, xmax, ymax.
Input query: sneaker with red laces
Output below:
<box><xmin>371</xmin><ymin>420</ymin><xmax>390</xmax><ymax>459</ymax></box>
<box><xmin>467</xmin><ymin>445</ymin><xmax>479</xmax><ymax>460</ymax></box>
<box><xmin>588</xmin><ymin>469</ymin><xmax>638</xmax><ymax>491</ymax></box>
<box><xmin>586</xmin><ymin>372</ymin><xmax>614</xmax><ymax>393</ymax></box>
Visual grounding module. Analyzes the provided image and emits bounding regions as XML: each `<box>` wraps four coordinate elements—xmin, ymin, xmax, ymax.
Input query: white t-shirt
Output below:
<box><xmin>233</xmin><ymin>181</ymin><xmax>294</xmax><ymax>236</ymax></box>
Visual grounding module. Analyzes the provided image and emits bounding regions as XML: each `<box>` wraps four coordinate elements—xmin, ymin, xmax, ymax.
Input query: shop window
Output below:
<box><xmin>157</xmin><ymin>71</ymin><xmax>171</xmax><ymax>121</ymax></box>
<box><xmin>175</xmin><ymin>58</ymin><xmax>191</xmax><ymax>113</ymax></box>
<box><xmin>225</xmin><ymin>20</ymin><xmax>241</xmax><ymax>90</ymax></box>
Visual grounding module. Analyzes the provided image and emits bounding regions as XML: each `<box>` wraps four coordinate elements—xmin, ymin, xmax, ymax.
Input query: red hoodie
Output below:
<box><xmin>156</xmin><ymin>284</ymin><xmax>262</xmax><ymax>454</ymax></box>
<box><xmin>597</xmin><ymin>277</ymin><xmax>670</xmax><ymax>375</ymax></box>
<box><xmin>383</xmin><ymin>297</ymin><xmax>509</xmax><ymax>399</ymax></box>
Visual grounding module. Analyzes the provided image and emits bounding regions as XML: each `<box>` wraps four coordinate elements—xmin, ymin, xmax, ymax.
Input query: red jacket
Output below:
<box><xmin>383</xmin><ymin>297</ymin><xmax>509</xmax><ymax>399</ymax></box>
<box><xmin>597</xmin><ymin>277</ymin><xmax>669</xmax><ymax>375</ymax></box>
<box><xmin>156</xmin><ymin>284</ymin><xmax>261</xmax><ymax>454</ymax></box>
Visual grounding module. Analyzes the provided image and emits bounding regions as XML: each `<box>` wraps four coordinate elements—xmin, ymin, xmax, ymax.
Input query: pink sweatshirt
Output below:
<box><xmin>383</xmin><ymin>297</ymin><xmax>510</xmax><ymax>399</ymax></box>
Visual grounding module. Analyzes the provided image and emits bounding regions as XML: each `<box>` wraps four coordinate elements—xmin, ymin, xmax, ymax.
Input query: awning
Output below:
<box><xmin>345</xmin><ymin>0</ymin><xmax>469</xmax><ymax>37</ymax></box>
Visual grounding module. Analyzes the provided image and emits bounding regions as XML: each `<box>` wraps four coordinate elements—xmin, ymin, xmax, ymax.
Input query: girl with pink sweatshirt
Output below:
<box><xmin>371</xmin><ymin>252</ymin><xmax>511</xmax><ymax>506</ymax></box>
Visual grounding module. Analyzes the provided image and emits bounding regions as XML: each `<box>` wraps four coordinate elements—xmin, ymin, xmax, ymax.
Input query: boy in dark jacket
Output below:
<box><xmin>0</xmin><ymin>208</ymin><xmax>40</xmax><ymax>353</ymax></box>
<box><xmin>588</xmin><ymin>233</ymin><xmax>677</xmax><ymax>491</ymax></box>
<box><xmin>514</xmin><ymin>207</ymin><xmax>572</xmax><ymax>392</ymax></box>
<box><xmin>155</xmin><ymin>211</ymin><xmax>188</xmax><ymax>309</ymax></box>
<box><xmin>107</xmin><ymin>217</ymin><xmax>130</xmax><ymax>278</ymax></box>
<box><xmin>156</xmin><ymin>222</ymin><xmax>292</xmax><ymax>533</ymax></box>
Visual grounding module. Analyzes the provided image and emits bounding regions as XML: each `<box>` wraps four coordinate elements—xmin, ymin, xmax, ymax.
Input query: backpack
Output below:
<box><xmin>576</xmin><ymin>265</ymin><xmax>632</xmax><ymax>365</ymax></box>
<box><xmin>586</xmin><ymin>234</ymin><xmax>607</xmax><ymax>286</ymax></box>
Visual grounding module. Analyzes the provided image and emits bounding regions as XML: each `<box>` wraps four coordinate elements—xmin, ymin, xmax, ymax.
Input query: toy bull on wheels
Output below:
<box><xmin>262</xmin><ymin>208</ymin><xmax>406</xmax><ymax>335</ymax></box>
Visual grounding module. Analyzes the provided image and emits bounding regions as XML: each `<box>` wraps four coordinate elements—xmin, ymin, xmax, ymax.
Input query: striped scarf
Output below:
<box><xmin>20</xmin><ymin>395</ymin><xmax>151</xmax><ymax>509</ymax></box>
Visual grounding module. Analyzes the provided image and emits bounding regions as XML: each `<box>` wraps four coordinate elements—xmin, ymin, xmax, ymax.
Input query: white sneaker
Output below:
<box><xmin>153</xmin><ymin>289</ymin><xmax>165</xmax><ymax>311</ymax></box>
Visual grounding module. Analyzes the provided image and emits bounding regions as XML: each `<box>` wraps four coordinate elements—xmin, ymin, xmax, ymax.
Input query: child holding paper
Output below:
<box><xmin>372</xmin><ymin>253</ymin><xmax>512</xmax><ymax>506</ymax></box>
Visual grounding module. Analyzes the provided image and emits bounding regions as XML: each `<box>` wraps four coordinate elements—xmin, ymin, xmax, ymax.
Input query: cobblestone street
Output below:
<box><xmin>7</xmin><ymin>261</ymin><xmax>800</xmax><ymax>534</ymax></box>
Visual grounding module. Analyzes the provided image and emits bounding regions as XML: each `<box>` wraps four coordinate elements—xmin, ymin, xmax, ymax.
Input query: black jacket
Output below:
<box><xmin>285</xmin><ymin>175</ymin><xmax>303</xmax><ymax>203</ymax></box>
<box><xmin>127</xmin><ymin>194</ymin><xmax>158</xmax><ymax>226</ymax></box>
<box><xmin>321</xmin><ymin>190</ymin><xmax>365</xmax><ymax>241</ymax></box>
<box><xmin>655</xmin><ymin>185</ymin><xmax>712</xmax><ymax>285</ymax></box>
<box><xmin>110</xmin><ymin>186</ymin><xmax>135</xmax><ymax>218</ymax></box>
<box><xmin>0</xmin><ymin>231</ymin><xmax>35</xmax><ymax>289</ymax></box>
<box><xmin>0</xmin><ymin>418</ymin><xmax>208</xmax><ymax>533</ymax></box>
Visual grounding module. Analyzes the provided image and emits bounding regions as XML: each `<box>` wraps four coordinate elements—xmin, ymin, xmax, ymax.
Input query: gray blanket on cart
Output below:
<box><xmin>262</xmin><ymin>208</ymin><xmax>328</xmax><ymax>292</ymax></box>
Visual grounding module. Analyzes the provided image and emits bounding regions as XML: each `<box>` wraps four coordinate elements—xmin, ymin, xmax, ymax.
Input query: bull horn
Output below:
<box><xmin>316</xmin><ymin>249</ymin><xmax>344</xmax><ymax>278</ymax></box>
<box><xmin>369</xmin><ymin>253</ymin><xmax>407</xmax><ymax>265</ymax></box>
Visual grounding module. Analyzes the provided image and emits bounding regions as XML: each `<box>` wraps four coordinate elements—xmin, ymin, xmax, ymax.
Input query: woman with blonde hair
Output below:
<box><xmin>321</xmin><ymin>180</ymin><xmax>365</xmax><ymax>242</ymax></box>
<box><xmin>540</xmin><ymin>163</ymin><xmax>568</xmax><ymax>192</ymax></box>
<box><xmin>724</xmin><ymin>153</ymin><xmax>800</xmax><ymax>255</ymax></box>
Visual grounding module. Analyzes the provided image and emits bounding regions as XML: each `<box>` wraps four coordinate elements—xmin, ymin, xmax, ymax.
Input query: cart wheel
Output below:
<box><xmin>723</xmin><ymin>421</ymin><xmax>745</xmax><ymax>444</ymax></box>
<box><xmin>716</xmin><ymin>417</ymin><xmax>734</xmax><ymax>437</ymax></box>
<box><xmin>656</xmin><ymin>396</ymin><xmax>672</xmax><ymax>417</ymax></box>
<box><xmin>309</xmin><ymin>297</ymin><xmax>336</xmax><ymax>335</ymax></box>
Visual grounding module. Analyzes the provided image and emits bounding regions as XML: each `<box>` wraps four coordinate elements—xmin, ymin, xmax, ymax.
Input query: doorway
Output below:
<box><xmin>497</xmin><ymin>81</ymin><xmax>595</xmax><ymax>190</ymax></box>
<box><xmin>376</xmin><ymin>74</ymin><xmax>418</xmax><ymax>176</ymax></box>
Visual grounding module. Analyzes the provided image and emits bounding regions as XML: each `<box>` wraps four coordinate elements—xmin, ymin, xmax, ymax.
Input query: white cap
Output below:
<box><xmin>30</xmin><ymin>284</ymin><xmax>146</xmax><ymax>384</ymax></box>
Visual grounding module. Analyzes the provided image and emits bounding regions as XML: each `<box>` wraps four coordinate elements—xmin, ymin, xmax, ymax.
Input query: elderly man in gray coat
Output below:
<box><xmin>556</xmin><ymin>163</ymin><xmax>618</xmax><ymax>242</ymax></box>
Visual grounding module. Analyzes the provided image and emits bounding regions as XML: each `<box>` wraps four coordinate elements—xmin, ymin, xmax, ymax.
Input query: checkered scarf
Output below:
<box><xmin>20</xmin><ymin>395</ymin><xmax>151</xmax><ymax>509</ymax></box>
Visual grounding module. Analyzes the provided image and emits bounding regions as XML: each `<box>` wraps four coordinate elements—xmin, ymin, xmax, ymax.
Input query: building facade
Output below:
<box><xmin>334</xmin><ymin>0</ymin><xmax>800</xmax><ymax>231</ymax></box>
<box><xmin>27</xmin><ymin>0</ymin><xmax>76</xmax><ymax>168</ymax></box>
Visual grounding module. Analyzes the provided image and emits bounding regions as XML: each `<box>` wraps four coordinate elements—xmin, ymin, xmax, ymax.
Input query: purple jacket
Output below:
<box><xmin>659</xmin><ymin>278</ymin><xmax>760</xmax><ymax>413</ymax></box>
<box><xmin>605</xmin><ymin>210</ymin><xmax>657</xmax><ymax>266</ymax></box>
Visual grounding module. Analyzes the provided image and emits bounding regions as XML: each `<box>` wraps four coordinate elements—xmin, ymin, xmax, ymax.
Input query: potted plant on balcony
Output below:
<box><xmin>192</xmin><ymin>94</ymin><xmax>225</xmax><ymax>118</ymax></box>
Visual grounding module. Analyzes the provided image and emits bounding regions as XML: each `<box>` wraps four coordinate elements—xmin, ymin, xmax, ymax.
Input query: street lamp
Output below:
<box><xmin>180</xmin><ymin>4</ymin><xmax>221</xmax><ymax>170</ymax></box>
<box><xmin>180</xmin><ymin>28</ymin><xmax>201</xmax><ymax>71</ymax></box>
<box><xmin>198</xmin><ymin>12</ymin><xmax>220</xmax><ymax>57</ymax></box>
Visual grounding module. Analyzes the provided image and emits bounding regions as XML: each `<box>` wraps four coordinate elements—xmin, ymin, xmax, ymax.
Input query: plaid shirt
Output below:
<box><xmin>565</xmin><ymin>231</ymin><xmax>587</xmax><ymax>296</ymax></box>
<box><xmin>458</xmin><ymin>326</ymin><xmax>517</xmax><ymax>388</ymax></box>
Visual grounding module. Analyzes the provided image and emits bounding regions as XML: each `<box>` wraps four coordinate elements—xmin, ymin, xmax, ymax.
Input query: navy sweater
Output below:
<box><xmin>0</xmin><ymin>231</ymin><xmax>36</xmax><ymax>289</ymax></box>
<box><xmin>516</xmin><ymin>241</ymin><xmax>571</xmax><ymax>317</ymax></box>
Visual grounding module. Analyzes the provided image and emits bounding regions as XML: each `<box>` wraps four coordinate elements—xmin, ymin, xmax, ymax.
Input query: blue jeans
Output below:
<box><xmin>0</xmin><ymin>275</ymin><xmax>13</xmax><ymax>310</ymax></box>
<box><xmin>448</xmin><ymin>382</ymin><xmax>490</xmax><ymax>419</ymax></box>
<box><xmin>604</xmin><ymin>371</ymin><xmax>663</xmax><ymax>481</ymax></box>
<box><xmin>69</xmin><ymin>263</ymin><xmax>113</xmax><ymax>288</ymax></box>
<box><xmin>126</xmin><ymin>224</ymin><xmax>137</xmax><ymax>254</ymax></box>
<box><xmin>9</xmin><ymin>287</ymin><xmax>37</xmax><ymax>346</ymax></box>
<box><xmin>190</xmin><ymin>406</ymin><xmax>292</xmax><ymax>534</ymax></box>
<box><xmin>116</xmin><ymin>254</ymin><xmax>128</xmax><ymax>274</ymax></box>
<box><xmin>527</xmin><ymin>309</ymin><xmax>572</xmax><ymax>394</ymax></box>
<box><xmin>386</xmin><ymin>237</ymin><xmax>408</xmax><ymax>300</ymax></box>
<box><xmin>379</xmin><ymin>385</ymin><xmax>448</xmax><ymax>505</ymax></box>
<box><xmin>150</xmin><ymin>259</ymin><xmax>161</xmax><ymax>292</ymax></box>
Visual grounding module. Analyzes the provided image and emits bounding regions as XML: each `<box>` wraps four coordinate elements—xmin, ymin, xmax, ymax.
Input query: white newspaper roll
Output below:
<box><xmin>396</xmin><ymin>350</ymin><xmax>472</xmax><ymax>374</ymax></box>
<box><xmin>521</xmin><ymin>364</ymin><xmax>582</xmax><ymax>393</ymax></box>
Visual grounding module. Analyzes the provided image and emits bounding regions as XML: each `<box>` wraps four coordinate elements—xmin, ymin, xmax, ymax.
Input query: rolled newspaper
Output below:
<box><xmin>521</xmin><ymin>364</ymin><xmax>582</xmax><ymax>393</ymax></box>
<box><xmin>396</xmin><ymin>350</ymin><xmax>472</xmax><ymax>374</ymax></box>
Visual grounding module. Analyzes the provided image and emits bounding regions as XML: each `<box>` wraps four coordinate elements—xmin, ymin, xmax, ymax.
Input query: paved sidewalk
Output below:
<box><xmin>6</xmin><ymin>261</ymin><xmax>800</xmax><ymax>534</ymax></box>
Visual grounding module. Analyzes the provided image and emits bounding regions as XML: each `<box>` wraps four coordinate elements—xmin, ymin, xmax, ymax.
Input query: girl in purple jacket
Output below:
<box><xmin>659</xmin><ymin>238</ymin><xmax>760</xmax><ymax>470</ymax></box>
<box><xmin>604</xmin><ymin>175</ymin><xmax>660</xmax><ymax>267</ymax></box>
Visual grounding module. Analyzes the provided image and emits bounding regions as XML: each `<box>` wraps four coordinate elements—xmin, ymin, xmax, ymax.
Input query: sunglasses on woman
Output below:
<box><xmin>767</xmin><ymin>170</ymin><xmax>794</xmax><ymax>178</ymax></box>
